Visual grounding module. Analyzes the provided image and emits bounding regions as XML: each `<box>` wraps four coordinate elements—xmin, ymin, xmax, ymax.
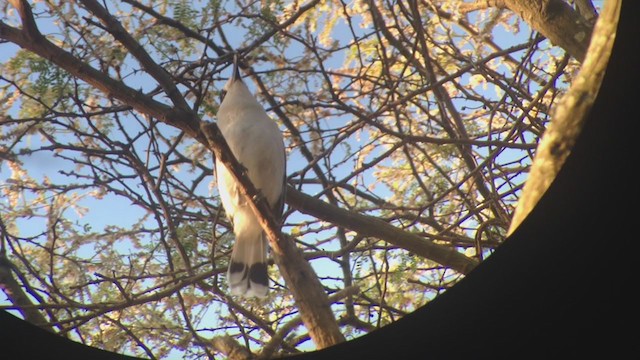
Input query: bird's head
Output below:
<box><xmin>218</xmin><ymin>53</ymin><xmax>262</xmax><ymax>117</ymax></box>
<box><xmin>220</xmin><ymin>53</ymin><xmax>248</xmax><ymax>103</ymax></box>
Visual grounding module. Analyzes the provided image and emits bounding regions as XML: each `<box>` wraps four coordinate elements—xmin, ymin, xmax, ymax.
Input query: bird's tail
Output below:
<box><xmin>227</xmin><ymin>233</ymin><xmax>269</xmax><ymax>297</ymax></box>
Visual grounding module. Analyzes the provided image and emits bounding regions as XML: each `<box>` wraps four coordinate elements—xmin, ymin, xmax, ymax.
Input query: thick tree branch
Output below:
<box><xmin>209</xmin><ymin>287</ymin><xmax>361</xmax><ymax>359</ymax></box>
<box><xmin>78</xmin><ymin>0</ymin><xmax>191</xmax><ymax>112</ymax></box>
<box><xmin>201</xmin><ymin>123</ymin><xmax>345</xmax><ymax>349</ymax></box>
<box><xmin>508</xmin><ymin>0</ymin><xmax>620</xmax><ymax>234</ymax></box>
<box><xmin>574</xmin><ymin>0</ymin><xmax>598</xmax><ymax>25</ymax></box>
<box><xmin>0</xmin><ymin>256</ymin><xmax>54</xmax><ymax>332</ymax></box>
<box><xmin>459</xmin><ymin>0</ymin><xmax>594</xmax><ymax>62</ymax></box>
<box><xmin>211</xmin><ymin>335</ymin><xmax>254</xmax><ymax>360</ymax></box>
<box><xmin>258</xmin><ymin>286</ymin><xmax>360</xmax><ymax>359</ymax></box>
<box><xmin>286</xmin><ymin>188</ymin><xmax>479</xmax><ymax>275</ymax></box>
<box><xmin>0</xmin><ymin>2</ymin><xmax>201</xmax><ymax>138</ymax></box>
<box><xmin>458</xmin><ymin>0</ymin><xmax>507</xmax><ymax>13</ymax></box>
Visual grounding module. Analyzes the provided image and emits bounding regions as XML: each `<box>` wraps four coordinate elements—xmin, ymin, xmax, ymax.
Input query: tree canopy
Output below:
<box><xmin>0</xmin><ymin>0</ymin><xmax>609</xmax><ymax>358</ymax></box>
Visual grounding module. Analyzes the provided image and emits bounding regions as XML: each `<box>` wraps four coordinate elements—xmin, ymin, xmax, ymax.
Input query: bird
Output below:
<box><xmin>215</xmin><ymin>54</ymin><xmax>286</xmax><ymax>298</ymax></box>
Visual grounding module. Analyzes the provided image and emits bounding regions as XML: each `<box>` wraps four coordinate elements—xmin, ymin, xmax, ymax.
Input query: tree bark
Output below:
<box><xmin>211</xmin><ymin>335</ymin><xmax>254</xmax><ymax>360</ymax></box>
<box><xmin>459</xmin><ymin>0</ymin><xmax>595</xmax><ymax>62</ymax></box>
<box><xmin>0</xmin><ymin>256</ymin><xmax>54</xmax><ymax>332</ymax></box>
<box><xmin>508</xmin><ymin>0</ymin><xmax>620</xmax><ymax>234</ymax></box>
<box><xmin>505</xmin><ymin>0</ymin><xmax>593</xmax><ymax>62</ymax></box>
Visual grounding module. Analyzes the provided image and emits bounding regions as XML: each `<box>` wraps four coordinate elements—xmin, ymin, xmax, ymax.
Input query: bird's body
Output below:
<box><xmin>215</xmin><ymin>56</ymin><xmax>285</xmax><ymax>298</ymax></box>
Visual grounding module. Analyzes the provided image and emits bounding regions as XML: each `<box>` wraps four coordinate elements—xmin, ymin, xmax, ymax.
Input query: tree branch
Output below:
<box><xmin>286</xmin><ymin>187</ymin><xmax>479</xmax><ymax>275</ymax></box>
<box><xmin>508</xmin><ymin>0</ymin><xmax>620</xmax><ymax>234</ymax></box>
<box><xmin>0</xmin><ymin>1</ymin><xmax>201</xmax><ymax>137</ymax></box>
<box><xmin>201</xmin><ymin>123</ymin><xmax>345</xmax><ymax>349</ymax></box>
<box><xmin>458</xmin><ymin>0</ymin><xmax>507</xmax><ymax>13</ymax></box>
<box><xmin>460</xmin><ymin>0</ymin><xmax>594</xmax><ymax>62</ymax></box>
<box><xmin>211</xmin><ymin>335</ymin><xmax>254</xmax><ymax>360</ymax></box>
<box><xmin>0</xmin><ymin>255</ymin><xmax>54</xmax><ymax>332</ymax></box>
<box><xmin>258</xmin><ymin>286</ymin><xmax>360</xmax><ymax>359</ymax></box>
<box><xmin>78</xmin><ymin>0</ymin><xmax>191</xmax><ymax>112</ymax></box>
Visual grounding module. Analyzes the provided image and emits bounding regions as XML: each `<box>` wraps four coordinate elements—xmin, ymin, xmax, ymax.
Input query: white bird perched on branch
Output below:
<box><xmin>215</xmin><ymin>54</ymin><xmax>286</xmax><ymax>298</ymax></box>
